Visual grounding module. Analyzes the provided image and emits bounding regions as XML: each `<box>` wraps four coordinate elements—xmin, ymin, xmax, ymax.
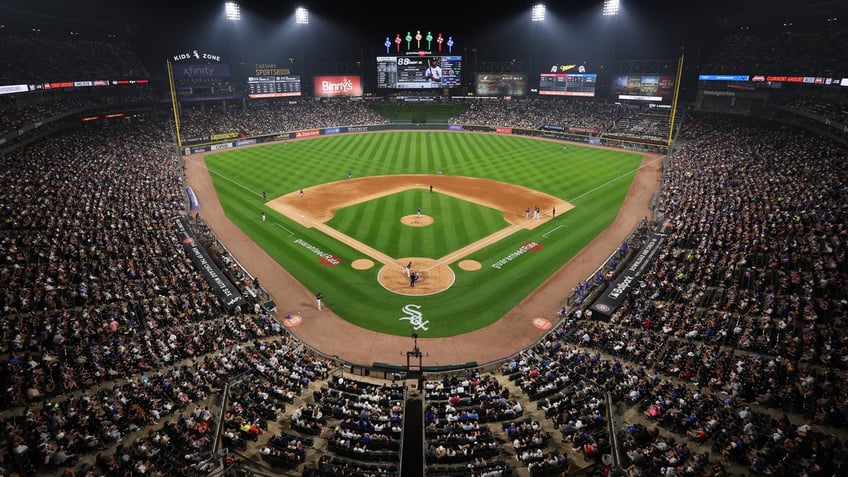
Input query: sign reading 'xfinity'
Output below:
<box><xmin>173</xmin><ymin>64</ymin><xmax>231</xmax><ymax>78</ymax></box>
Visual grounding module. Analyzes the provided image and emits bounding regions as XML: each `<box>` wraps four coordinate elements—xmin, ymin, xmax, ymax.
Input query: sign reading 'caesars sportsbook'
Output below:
<box><xmin>313</xmin><ymin>76</ymin><xmax>363</xmax><ymax>97</ymax></box>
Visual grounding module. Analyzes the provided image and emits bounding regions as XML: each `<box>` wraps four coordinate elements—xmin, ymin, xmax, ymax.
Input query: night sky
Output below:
<box><xmin>1</xmin><ymin>0</ymin><xmax>844</xmax><ymax>75</ymax></box>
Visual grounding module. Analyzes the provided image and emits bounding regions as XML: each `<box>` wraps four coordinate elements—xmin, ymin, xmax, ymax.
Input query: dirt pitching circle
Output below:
<box><xmin>458</xmin><ymin>260</ymin><xmax>482</xmax><ymax>271</ymax></box>
<box><xmin>401</xmin><ymin>214</ymin><xmax>434</xmax><ymax>227</ymax></box>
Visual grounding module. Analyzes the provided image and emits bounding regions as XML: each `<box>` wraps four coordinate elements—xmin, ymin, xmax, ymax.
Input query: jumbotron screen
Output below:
<box><xmin>538</xmin><ymin>73</ymin><xmax>597</xmax><ymax>97</ymax></box>
<box><xmin>376</xmin><ymin>55</ymin><xmax>462</xmax><ymax>89</ymax></box>
<box><xmin>247</xmin><ymin>76</ymin><xmax>302</xmax><ymax>98</ymax></box>
<box><xmin>475</xmin><ymin>73</ymin><xmax>527</xmax><ymax>97</ymax></box>
<box><xmin>612</xmin><ymin>75</ymin><xmax>675</xmax><ymax>102</ymax></box>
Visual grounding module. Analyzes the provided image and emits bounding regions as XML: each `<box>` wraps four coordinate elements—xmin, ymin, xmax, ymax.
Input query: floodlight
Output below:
<box><xmin>531</xmin><ymin>4</ymin><xmax>546</xmax><ymax>22</ymax></box>
<box><xmin>224</xmin><ymin>2</ymin><xmax>240</xmax><ymax>21</ymax></box>
<box><xmin>603</xmin><ymin>0</ymin><xmax>620</xmax><ymax>16</ymax></box>
<box><xmin>295</xmin><ymin>7</ymin><xmax>309</xmax><ymax>25</ymax></box>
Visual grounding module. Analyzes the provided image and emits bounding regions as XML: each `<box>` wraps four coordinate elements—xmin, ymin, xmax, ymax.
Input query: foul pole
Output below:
<box><xmin>667</xmin><ymin>46</ymin><xmax>685</xmax><ymax>148</ymax></box>
<box><xmin>166</xmin><ymin>59</ymin><xmax>183</xmax><ymax>148</ymax></box>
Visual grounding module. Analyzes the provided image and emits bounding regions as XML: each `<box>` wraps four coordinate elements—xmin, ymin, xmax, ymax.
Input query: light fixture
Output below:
<box><xmin>531</xmin><ymin>4</ymin><xmax>546</xmax><ymax>22</ymax></box>
<box><xmin>295</xmin><ymin>7</ymin><xmax>309</xmax><ymax>25</ymax></box>
<box><xmin>225</xmin><ymin>2</ymin><xmax>241</xmax><ymax>21</ymax></box>
<box><xmin>603</xmin><ymin>0</ymin><xmax>620</xmax><ymax>16</ymax></box>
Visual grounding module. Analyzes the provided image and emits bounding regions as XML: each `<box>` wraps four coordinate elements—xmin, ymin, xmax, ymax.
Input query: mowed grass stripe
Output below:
<box><xmin>356</xmin><ymin>133</ymin><xmax>390</xmax><ymax>173</ymax></box>
<box><xmin>438</xmin><ymin>133</ymin><xmax>466</xmax><ymax>173</ymax></box>
<box><xmin>443</xmin><ymin>191</ymin><xmax>473</xmax><ymax>248</ymax></box>
<box><xmin>451</xmin><ymin>134</ymin><xmax>484</xmax><ymax>174</ymax></box>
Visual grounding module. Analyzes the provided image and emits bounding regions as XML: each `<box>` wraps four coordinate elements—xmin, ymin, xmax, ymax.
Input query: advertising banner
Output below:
<box><xmin>591</xmin><ymin>223</ymin><xmax>669</xmax><ymax>317</ymax></box>
<box><xmin>313</xmin><ymin>75</ymin><xmax>363</xmax><ymax>97</ymax></box>
<box><xmin>172</xmin><ymin>217</ymin><xmax>247</xmax><ymax>310</ymax></box>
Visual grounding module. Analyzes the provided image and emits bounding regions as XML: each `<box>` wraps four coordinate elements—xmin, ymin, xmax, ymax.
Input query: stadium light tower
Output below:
<box><xmin>224</xmin><ymin>2</ymin><xmax>241</xmax><ymax>21</ymax></box>
<box><xmin>295</xmin><ymin>7</ymin><xmax>309</xmax><ymax>25</ymax></box>
<box><xmin>603</xmin><ymin>0</ymin><xmax>620</xmax><ymax>16</ymax></box>
<box><xmin>531</xmin><ymin>3</ymin><xmax>546</xmax><ymax>22</ymax></box>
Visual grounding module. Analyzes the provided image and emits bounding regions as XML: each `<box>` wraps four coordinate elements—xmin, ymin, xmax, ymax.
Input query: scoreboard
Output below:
<box><xmin>476</xmin><ymin>73</ymin><xmax>527</xmax><ymax>97</ymax></box>
<box><xmin>538</xmin><ymin>73</ymin><xmax>597</xmax><ymax>97</ymax></box>
<box><xmin>612</xmin><ymin>75</ymin><xmax>675</xmax><ymax>102</ymax></box>
<box><xmin>247</xmin><ymin>76</ymin><xmax>302</xmax><ymax>98</ymax></box>
<box><xmin>376</xmin><ymin>55</ymin><xmax>462</xmax><ymax>89</ymax></box>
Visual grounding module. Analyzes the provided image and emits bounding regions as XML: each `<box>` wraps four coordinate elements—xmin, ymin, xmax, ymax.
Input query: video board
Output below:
<box><xmin>538</xmin><ymin>73</ymin><xmax>597</xmax><ymax>97</ymax></box>
<box><xmin>475</xmin><ymin>73</ymin><xmax>527</xmax><ymax>97</ymax></box>
<box><xmin>376</xmin><ymin>55</ymin><xmax>462</xmax><ymax>89</ymax></box>
<box><xmin>247</xmin><ymin>76</ymin><xmax>302</xmax><ymax>98</ymax></box>
<box><xmin>612</xmin><ymin>75</ymin><xmax>675</xmax><ymax>102</ymax></box>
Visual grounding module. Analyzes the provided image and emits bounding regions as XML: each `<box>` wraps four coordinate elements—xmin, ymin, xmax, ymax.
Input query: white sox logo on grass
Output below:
<box><xmin>399</xmin><ymin>304</ymin><xmax>429</xmax><ymax>331</ymax></box>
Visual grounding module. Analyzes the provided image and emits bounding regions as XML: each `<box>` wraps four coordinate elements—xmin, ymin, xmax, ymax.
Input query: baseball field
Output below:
<box><xmin>198</xmin><ymin>131</ymin><xmax>644</xmax><ymax>342</ymax></box>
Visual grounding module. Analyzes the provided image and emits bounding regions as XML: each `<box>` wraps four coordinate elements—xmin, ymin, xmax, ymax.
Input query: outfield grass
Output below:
<box><xmin>204</xmin><ymin>132</ymin><xmax>642</xmax><ymax>338</ymax></box>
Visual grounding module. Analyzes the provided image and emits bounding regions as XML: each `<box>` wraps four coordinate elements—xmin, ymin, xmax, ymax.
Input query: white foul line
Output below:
<box><xmin>542</xmin><ymin>224</ymin><xmax>566</xmax><ymax>238</ymax></box>
<box><xmin>274</xmin><ymin>223</ymin><xmax>295</xmax><ymax>236</ymax></box>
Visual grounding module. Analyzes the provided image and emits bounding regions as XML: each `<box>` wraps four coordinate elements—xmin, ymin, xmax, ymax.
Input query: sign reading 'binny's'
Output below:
<box><xmin>313</xmin><ymin>76</ymin><xmax>363</xmax><ymax>97</ymax></box>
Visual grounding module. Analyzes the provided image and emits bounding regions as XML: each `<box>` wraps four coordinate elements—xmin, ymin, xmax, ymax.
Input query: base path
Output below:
<box><xmin>184</xmin><ymin>147</ymin><xmax>663</xmax><ymax>367</ymax></box>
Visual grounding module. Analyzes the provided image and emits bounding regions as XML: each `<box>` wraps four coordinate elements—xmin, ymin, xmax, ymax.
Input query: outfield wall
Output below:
<box><xmin>181</xmin><ymin>122</ymin><xmax>668</xmax><ymax>156</ymax></box>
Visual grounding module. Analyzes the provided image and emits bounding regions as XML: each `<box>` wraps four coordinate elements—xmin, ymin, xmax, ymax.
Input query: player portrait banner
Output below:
<box><xmin>591</xmin><ymin>224</ymin><xmax>669</xmax><ymax>317</ymax></box>
<box><xmin>172</xmin><ymin>216</ymin><xmax>247</xmax><ymax>310</ymax></box>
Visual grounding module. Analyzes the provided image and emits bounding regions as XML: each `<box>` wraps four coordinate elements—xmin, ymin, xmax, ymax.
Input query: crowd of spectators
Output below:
<box><xmin>784</xmin><ymin>96</ymin><xmax>848</xmax><ymax>124</ymax></box>
<box><xmin>0</xmin><ymin>34</ymin><xmax>150</xmax><ymax>83</ymax></box>
<box><xmin>178</xmin><ymin>98</ymin><xmax>390</xmax><ymax>142</ymax></box>
<box><xmin>0</xmin><ymin>88</ymin><xmax>160</xmax><ymax>137</ymax></box>
<box><xmin>606</xmin><ymin>110</ymin><xmax>671</xmax><ymax>143</ymax></box>
<box><xmin>701</xmin><ymin>26</ymin><xmax>848</xmax><ymax>77</ymax></box>
<box><xmin>449</xmin><ymin>97</ymin><xmax>622</xmax><ymax>132</ymax></box>
<box><xmin>423</xmin><ymin>374</ymin><xmax>535</xmax><ymax>474</ymax></box>
<box><xmin>303</xmin><ymin>376</ymin><xmax>406</xmax><ymax>472</ymax></box>
<box><xmin>0</xmin><ymin>34</ymin><xmax>158</xmax><ymax>145</ymax></box>
<box><xmin>551</xmin><ymin>112</ymin><xmax>847</xmax><ymax>475</ymax></box>
<box><xmin>175</xmin><ymin>94</ymin><xmax>671</xmax><ymax>149</ymax></box>
<box><xmin>0</xmin><ymin>116</ymin><xmax>338</xmax><ymax>476</ymax></box>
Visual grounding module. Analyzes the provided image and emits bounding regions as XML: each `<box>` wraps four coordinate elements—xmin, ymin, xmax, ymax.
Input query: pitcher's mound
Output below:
<box><xmin>401</xmin><ymin>214</ymin><xmax>434</xmax><ymax>227</ymax></box>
